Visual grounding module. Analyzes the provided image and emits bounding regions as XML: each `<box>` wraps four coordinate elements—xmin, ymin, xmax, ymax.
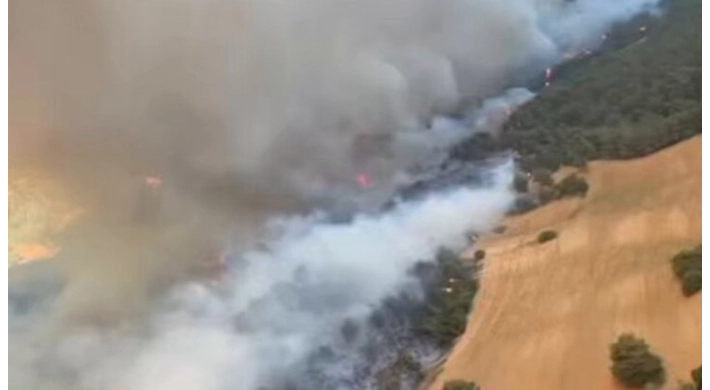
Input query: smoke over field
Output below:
<box><xmin>9</xmin><ymin>0</ymin><xmax>660</xmax><ymax>389</ymax></box>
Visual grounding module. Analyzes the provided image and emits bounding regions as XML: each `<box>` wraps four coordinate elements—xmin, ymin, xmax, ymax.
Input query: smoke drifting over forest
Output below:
<box><xmin>10</xmin><ymin>0</ymin><xmax>659</xmax><ymax>389</ymax></box>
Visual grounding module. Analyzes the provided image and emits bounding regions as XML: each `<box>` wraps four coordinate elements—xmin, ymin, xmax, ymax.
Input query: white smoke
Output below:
<box><xmin>10</xmin><ymin>163</ymin><xmax>514</xmax><ymax>390</ymax></box>
<box><xmin>9</xmin><ymin>0</ymin><xmax>662</xmax><ymax>388</ymax></box>
<box><xmin>539</xmin><ymin>0</ymin><xmax>660</xmax><ymax>50</ymax></box>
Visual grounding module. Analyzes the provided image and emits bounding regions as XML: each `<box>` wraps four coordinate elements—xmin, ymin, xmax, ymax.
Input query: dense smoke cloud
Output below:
<box><xmin>10</xmin><ymin>164</ymin><xmax>514</xmax><ymax>390</ymax></box>
<box><xmin>10</xmin><ymin>0</ymin><xmax>660</xmax><ymax>389</ymax></box>
<box><xmin>11</xmin><ymin>0</ymin><xmax>656</xmax><ymax>211</ymax></box>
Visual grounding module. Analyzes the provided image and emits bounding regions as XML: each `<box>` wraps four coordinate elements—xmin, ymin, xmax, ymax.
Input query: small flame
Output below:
<box><xmin>15</xmin><ymin>244</ymin><xmax>61</xmax><ymax>263</ymax></box>
<box><xmin>357</xmin><ymin>173</ymin><xmax>374</xmax><ymax>189</ymax></box>
<box><xmin>145</xmin><ymin>176</ymin><xmax>163</xmax><ymax>188</ymax></box>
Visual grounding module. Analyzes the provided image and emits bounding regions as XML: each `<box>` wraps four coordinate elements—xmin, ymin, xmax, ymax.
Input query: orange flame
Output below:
<box><xmin>15</xmin><ymin>243</ymin><xmax>61</xmax><ymax>263</ymax></box>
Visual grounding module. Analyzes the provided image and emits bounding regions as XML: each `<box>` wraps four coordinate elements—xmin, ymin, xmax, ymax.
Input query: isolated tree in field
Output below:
<box><xmin>671</xmin><ymin>245</ymin><xmax>701</xmax><ymax>296</ymax></box>
<box><xmin>681</xmin><ymin>269</ymin><xmax>702</xmax><ymax>296</ymax></box>
<box><xmin>537</xmin><ymin>230</ymin><xmax>558</xmax><ymax>244</ymax></box>
<box><xmin>443</xmin><ymin>380</ymin><xmax>481</xmax><ymax>390</ymax></box>
<box><xmin>691</xmin><ymin>366</ymin><xmax>701</xmax><ymax>389</ymax></box>
<box><xmin>609</xmin><ymin>333</ymin><xmax>666</xmax><ymax>388</ymax></box>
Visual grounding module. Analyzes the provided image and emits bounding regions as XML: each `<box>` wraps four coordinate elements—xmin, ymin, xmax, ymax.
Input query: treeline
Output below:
<box><xmin>451</xmin><ymin>0</ymin><xmax>701</xmax><ymax>173</ymax></box>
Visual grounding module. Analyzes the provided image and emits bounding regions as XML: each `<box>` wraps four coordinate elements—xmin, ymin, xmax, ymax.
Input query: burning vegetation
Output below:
<box><xmin>451</xmin><ymin>0</ymin><xmax>700</xmax><ymax>175</ymax></box>
<box><xmin>8</xmin><ymin>168</ymin><xmax>83</xmax><ymax>266</ymax></box>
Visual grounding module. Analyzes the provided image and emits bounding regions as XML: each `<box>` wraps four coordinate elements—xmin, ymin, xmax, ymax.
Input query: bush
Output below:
<box><xmin>556</xmin><ymin>174</ymin><xmax>590</xmax><ymax>198</ymax></box>
<box><xmin>473</xmin><ymin>249</ymin><xmax>486</xmax><ymax>262</ymax></box>
<box><xmin>672</xmin><ymin>246</ymin><xmax>701</xmax><ymax>296</ymax></box>
<box><xmin>443</xmin><ymin>380</ymin><xmax>481</xmax><ymax>390</ymax></box>
<box><xmin>537</xmin><ymin>230</ymin><xmax>558</xmax><ymax>244</ymax></box>
<box><xmin>681</xmin><ymin>269</ymin><xmax>702</xmax><ymax>296</ymax></box>
<box><xmin>691</xmin><ymin>366</ymin><xmax>701</xmax><ymax>389</ymax></box>
<box><xmin>609</xmin><ymin>334</ymin><xmax>666</xmax><ymax>388</ymax></box>
<box><xmin>672</xmin><ymin>246</ymin><xmax>702</xmax><ymax>278</ymax></box>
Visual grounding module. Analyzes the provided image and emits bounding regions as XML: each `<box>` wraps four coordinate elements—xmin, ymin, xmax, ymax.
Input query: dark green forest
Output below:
<box><xmin>451</xmin><ymin>0</ymin><xmax>701</xmax><ymax>172</ymax></box>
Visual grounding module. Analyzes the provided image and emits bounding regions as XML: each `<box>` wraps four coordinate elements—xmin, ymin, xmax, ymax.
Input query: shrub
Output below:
<box><xmin>556</xmin><ymin>174</ymin><xmax>590</xmax><ymax>198</ymax></box>
<box><xmin>443</xmin><ymin>380</ymin><xmax>481</xmax><ymax>390</ymax></box>
<box><xmin>672</xmin><ymin>246</ymin><xmax>701</xmax><ymax>296</ymax></box>
<box><xmin>537</xmin><ymin>230</ymin><xmax>558</xmax><ymax>244</ymax></box>
<box><xmin>681</xmin><ymin>269</ymin><xmax>702</xmax><ymax>296</ymax></box>
<box><xmin>493</xmin><ymin>226</ymin><xmax>507</xmax><ymax>234</ymax></box>
<box><xmin>691</xmin><ymin>366</ymin><xmax>701</xmax><ymax>389</ymax></box>
<box><xmin>672</xmin><ymin>246</ymin><xmax>702</xmax><ymax>278</ymax></box>
<box><xmin>609</xmin><ymin>334</ymin><xmax>666</xmax><ymax>388</ymax></box>
<box><xmin>473</xmin><ymin>250</ymin><xmax>486</xmax><ymax>262</ymax></box>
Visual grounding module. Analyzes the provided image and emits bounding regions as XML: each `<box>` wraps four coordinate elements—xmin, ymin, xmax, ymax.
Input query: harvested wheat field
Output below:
<box><xmin>431</xmin><ymin>136</ymin><xmax>702</xmax><ymax>390</ymax></box>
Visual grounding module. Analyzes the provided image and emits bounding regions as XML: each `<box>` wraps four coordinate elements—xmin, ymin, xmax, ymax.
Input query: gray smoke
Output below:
<box><xmin>10</xmin><ymin>164</ymin><xmax>515</xmax><ymax>390</ymax></box>
<box><xmin>9</xmin><ymin>0</ymin><xmax>660</xmax><ymax>389</ymax></box>
<box><xmin>10</xmin><ymin>0</ymin><xmax>658</xmax><ymax>208</ymax></box>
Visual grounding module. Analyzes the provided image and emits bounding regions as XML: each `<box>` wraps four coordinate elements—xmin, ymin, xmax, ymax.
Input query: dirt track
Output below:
<box><xmin>431</xmin><ymin>137</ymin><xmax>702</xmax><ymax>390</ymax></box>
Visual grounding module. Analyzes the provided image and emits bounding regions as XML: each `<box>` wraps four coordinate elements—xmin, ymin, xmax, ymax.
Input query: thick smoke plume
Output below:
<box><xmin>11</xmin><ymin>0</ymin><xmax>658</xmax><ymax>207</ymax></box>
<box><xmin>10</xmin><ymin>165</ymin><xmax>515</xmax><ymax>390</ymax></box>
<box><xmin>10</xmin><ymin>0</ymin><xmax>660</xmax><ymax>389</ymax></box>
<box><xmin>9</xmin><ymin>0</ymin><xmax>657</xmax><ymax>278</ymax></box>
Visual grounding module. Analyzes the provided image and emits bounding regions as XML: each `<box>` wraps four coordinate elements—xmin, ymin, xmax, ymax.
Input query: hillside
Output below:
<box><xmin>451</xmin><ymin>0</ymin><xmax>701</xmax><ymax>173</ymax></box>
<box><xmin>431</xmin><ymin>136</ymin><xmax>702</xmax><ymax>389</ymax></box>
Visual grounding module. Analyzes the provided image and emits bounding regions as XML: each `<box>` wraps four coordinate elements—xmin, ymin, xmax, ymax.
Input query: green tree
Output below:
<box><xmin>672</xmin><ymin>246</ymin><xmax>701</xmax><ymax>296</ymax></box>
<box><xmin>556</xmin><ymin>174</ymin><xmax>590</xmax><ymax>198</ymax></box>
<box><xmin>609</xmin><ymin>334</ymin><xmax>666</xmax><ymax>388</ymax></box>
<box><xmin>443</xmin><ymin>380</ymin><xmax>481</xmax><ymax>390</ymax></box>
<box><xmin>691</xmin><ymin>366</ymin><xmax>701</xmax><ymax>389</ymax></box>
<box><xmin>537</xmin><ymin>230</ymin><xmax>558</xmax><ymax>244</ymax></box>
